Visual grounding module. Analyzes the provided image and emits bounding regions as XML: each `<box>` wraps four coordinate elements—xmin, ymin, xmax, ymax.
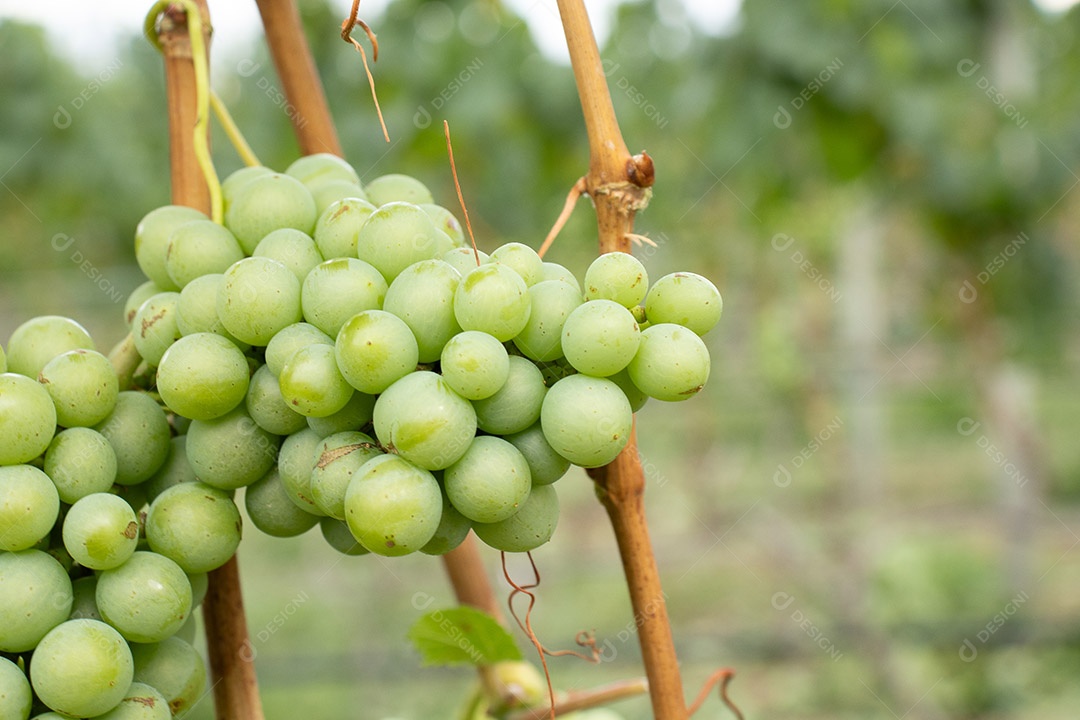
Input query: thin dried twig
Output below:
<box><xmin>340</xmin><ymin>0</ymin><xmax>389</xmax><ymax>142</ymax></box>
<box><xmin>537</xmin><ymin>176</ymin><xmax>587</xmax><ymax>259</ymax></box>
<box><xmin>687</xmin><ymin>668</ymin><xmax>743</xmax><ymax>719</ymax></box>
<box><xmin>443</xmin><ymin>121</ymin><xmax>481</xmax><ymax>267</ymax></box>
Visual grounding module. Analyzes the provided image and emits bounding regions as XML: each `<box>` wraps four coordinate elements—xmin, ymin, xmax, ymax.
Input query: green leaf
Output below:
<box><xmin>408</xmin><ymin>606</ymin><xmax>522</xmax><ymax>667</ymax></box>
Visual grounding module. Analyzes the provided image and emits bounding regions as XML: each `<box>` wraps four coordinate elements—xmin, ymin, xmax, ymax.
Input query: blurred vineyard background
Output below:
<box><xmin>2</xmin><ymin>0</ymin><xmax>1079</xmax><ymax>718</ymax></box>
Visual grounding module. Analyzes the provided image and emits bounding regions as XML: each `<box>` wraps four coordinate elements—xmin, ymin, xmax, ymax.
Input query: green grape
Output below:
<box><xmin>277</xmin><ymin>428</ymin><xmax>322</xmax><ymax>514</ymax></box>
<box><xmin>356</xmin><ymin>202</ymin><xmax>455</xmax><ymax>283</ymax></box>
<box><xmin>561</xmin><ymin>299</ymin><xmax>641</xmax><ymax>377</ymax></box>
<box><xmin>145</xmin><ymin>482</ymin><xmax>242</xmax><ymax>573</ymax></box>
<box><xmin>176</xmin><ymin>274</ymin><xmax>248</xmax><ymax>348</ymax></box>
<box><xmin>505</xmin><ymin>422</ymin><xmax>571</xmax><ymax>486</ymax></box>
<box><xmin>245</xmin><ymin>364</ymin><xmax>308</xmax><ymax>435</ymax></box>
<box><xmin>420</xmin><ymin>204</ymin><xmax>464</xmax><ymax>245</ymax></box>
<box><xmin>319</xmin><ymin>516</ymin><xmax>369</xmax><ymax>556</ymax></box>
<box><xmin>310</xmin><ymin>181</ymin><xmax>368</xmax><ymax>216</ymax></box>
<box><xmin>439</xmin><ymin>330</ymin><xmax>509</xmax><ymax>400</ymax></box>
<box><xmin>222</xmin><ymin>165</ymin><xmax>273</xmax><ymax>212</ymax></box>
<box><xmin>335</xmin><ymin>310</ymin><xmax>419</xmax><ymax>394</ymax></box>
<box><xmin>419</xmin><ymin>492</ymin><xmax>471</xmax><ymax>555</ymax></box>
<box><xmin>608</xmin><ymin>368</ymin><xmax>649</xmax><ymax>412</ymax></box>
<box><xmin>372</xmin><ymin>371</ymin><xmax>476</xmax><ymax>470</ymax></box>
<box><xmin>134</xmin><ymin>205</ymin><xmax>208</xmax><ymax>291</ymax></box>
<box><xmin>29</xmin><ymin>619</ymin><xmax>133</xmax><ymax>718</ymax></box>
<box><xmin>62</xmin><ymin>493</ymin><xmax>138</xmax><ymax>570</ymax></box>
<box><xmin>224</xmin><ymin>172</ymin><xmax>318</xmax><ymax>254</ymax></box>
<box><xmin>307</xmin><ymin>391</ymin><xmax>376</xmax><ymax>437</ymax></box>
<box><xmin>0</xmin><ymin>343</ymin><xmax>5</xmax><ymax>373</ymax></box>
<box><xmin>444</xmin><ymin>436</ymin><xmax>531</xmax><ymax>523</ymax></box>
<box><xmin>95</xmin><ymin>391</ymin><xmax>171</xmax><ymax>486</ymax></box>
<box><xmin>69</xmin><ymin>575</ymin><xmax>101</xmax><ymax>621</ymax></box>
<box><xmin>93</xmin><ymin>681</ymin><xmax>170</xmax><ymax>720</ymax></box>
<box><xmin>540</xmin><ymin>261</ymin><xmax>581</xmax><ymax>292</ymax></box>
<box><xmin>157</xmin><ymin>333</ymin><xmax>250</xmax><ymax>421</ymax></box>
<box><xmin>626</xmin><ymin>323</ymin><xmax>711</xmax><ymax>401</ymax></box>
<box><xmin>38</xmin><ymin>349</ymin><xmax>118</xmax><ymax>428</ymax></box>
<box><xmin>6</xmin><ymin>315</ymin><xmax>94</xmax><ymax>379</ymax></box>
<box><xmin>310</xmin><ymin>431</ymin><xmax>383</xmax><ymax>520</ymax></box>
<box><xmin>343</xmin><ymin>453</ymin><xmax>442</xmax><ymax>556</ymax></box>
<box><xmin>244</xmin><ymin>467</ymin><xmax>320</xmax><ymax>537</ymax></box>
<box><xmin>187</xmin><ymin>572</ymin><xmax>209</xmax><ymax>608</ymax></box>
<box><xmin>453</xmin><ymin>263</ymin><xmax>531</xmax><ymax>341</ymax></box>
<box><xmin>472</xmin><ymin>355</ymin><xmax>546</xmax><ymax>435</ymax></box>
<box><xmin>264</xmin><ymin>322</ymin><xmax>333</xmax><ymax>377</ymax></box>
<box><xmin>490</xmin><ymin>242</ymin><xmax>543</xmax><ymax>286</ymax></box>
<box><xmin>382</xmin><ymin>259</ymin><xmax>462</xmax><ymax>362</ymax></box>
<box><xmin>583</xmin><ymin>252</ymin><xmax>649</xmax><ymax>308</ymax></box>
<box><xmin>644</xmin><ymin>272</ymin><xmax>723</xmax><ymax>335</ymax></box>
<box><xmin>0</xmin><ymin>550</ymin><xmax>72</xmax><ymax>652</ymax></box>
<box><xmin>124</xmin><ymin>281</ymin><xmax>162</xmax><ymax>328</ymax></box>
<box><xmin>185</xmin><ymin>406</ymin><xmax>279</xmax><ymax>490</ymax></box>
<box><xmin>0</xmin><ymin>373</ymin><xmax>56</xmax><ymax>465</ymax></box>
<box><xmin>301</xmin><ymin>258</ymin><xmax>387</xmax><ymax>338</ymax></box>
<box><xmin>143</xmin><ymin>436</ymin><xmax>196</xmax><ymax>503</ymax></box>
<box><xmin>363</xmin><ymin>173</ymin><xmax>434</xmax><ymax>206</ymax></box>
<box><xmin>253</xmin><ymin>228</ymin><xmax>324</xmax><ymax>282</ymax></box>
<box><xmin>164</xmin><ymin>219</ymin><xmax>245</xmax><ymax>289</ymax></box>
<box><xmin>312</xmin><ymin>197</ymin><xmax>377</xmax><ymax>260</ymax></box>
<box><xmin>0</xmin><ymin>655</ymin><xmax>32</xmax><ymax>720</ymax></box>
<box><xmin>112</xmin><ymin>482</ymin><xmax>149</xmax><ymax>514</ymax></box>
<box><xmin>131</xmin><ymin>292</ymin><xmax>182</xmax><ymax>366</ymax></box>
<box><xmin>217</xmin><ymin>257</ymin><xmax>303</xmax><ymax>346</ymax></box>
<box><xmin>130</xmin><ymin>637</ymin><xmax>205</xmax><ymax>717</ymax></box>
<box><xmin>512</xmin><ymin>279</ymin><xmax>583</xmax><ymax>362</ymax></box>
<box><xmin>473</xmin><ymin>485</ymin><xmax>558</xmax><ymax>553</ymax></box>
<box><xmin>96</xmin><ymin>551</ymin><xmax>192</xmax><ymax>643</ymax></box>
<box><xmin>279</xmin><ymin>343</ymin><xmax>354</xmax><ymax>417</ymax></box>
<box><xmin>286</xmin><ymin>153</ymin><xmax>360</xmax><ymax>187</ymax></box>
<box><xmin>540</xmin><ymin>375</ymin><xmax>632</xmax><ymax>468</ymax></box>
<box><xmin>0</xmin><ymin>464</ymin><xmax>58</xmax><ymax>551</ymax></box>
<box><xmin>442</xmin><ymin>246</ymin><xmax>489</xmax><ymax>275</ymax></box>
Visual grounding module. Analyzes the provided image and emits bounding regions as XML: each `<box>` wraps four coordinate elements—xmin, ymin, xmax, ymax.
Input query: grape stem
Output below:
<box><xmin>505</xmin><ymin>677</ymin><xmax>650</xmax><ymax>720</ymax></box>
<box><xmin>210</xmin><ymin>91</ymin><xmax>262</xmax><ymax>167</ymax></box>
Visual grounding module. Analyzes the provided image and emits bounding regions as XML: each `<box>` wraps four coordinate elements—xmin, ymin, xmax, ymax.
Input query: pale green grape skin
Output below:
<box><xmin>320</xmin><ymin>516</ymin><xmax>369</xmax><ymax>556</ymax></box>
<box><xmin>343</xmin><ymin>453</ymin><xmax>442</xmax><ymax>556</ymax></box>
<box><xmin>310</xmin><ymin>181</ymin><xmax>368</xmax><ymax>216</ymax></box>
<box><xmin>244</xmin><ymin>467</ymin><xmax>320</xmax><ymax>537</ymax></box>
<box><xmin>62</xmin><ymin>493</ymin><xmax>138</xmax><ymax>571</ymax></box>
<box><xmin>382</xmin><ymin>260</ymin><xmax>462</xmax><ymax>362</ymax></box>
<box><xmin>561</xmin><ymin>299</ymin><xmax>641</xmax><ymax>377</ymax></box>
<box><xmin>584</xmin><ymin>252</ymin><xmax>649</xmax><ymax>308</ymax></box>
<box><xmin>444</xmin><ymin>436</ymin><xmax>531</xmax><ymax>523</ymax></box>
<box><xmin>6</xmin><ymin>315</ymin><xmax>94</xmax><ymax>379</ymax></box>
<box><xmin>187</xmin><ymin>572</ymin><xmax>209</xmax><ymax>608</ymax></box>
<box><xmin>143</xmin><ymin>436</ymin><xmax>196</xmax><ymax>503</ymax></box>
<box><xmin>363</xmin><ymin>173</ymin><xmax>434</xmax><ymax>206</ymax></box>
<box><xmin>473</xmin><ymin>485</ymin><xmax>559</xmax><ymax>553</ymax></box>
<box><xmin>157</xmin><ymin>333</ymin><xmax>250</xmax><ymax>421</ymax></box>
<box><xmin>540</xmin><ymin>375</ymin><xmax>632</xmax><ymax>468</ymax></box>
<box><xmin>175</xmin><ymin>274</ymin><xmax>249</xmax><ymax>349</ymax></box>
<box><xmin>224</xmin><ymin>173</ymin><xmax>318</xmax><ymax>254</ymax></box>
<box><xmin>0</xmin><ymin>373</ymin><xmax>56</xmax><ymax>465</ymax></box>
<box><xmin>93</xmin><ymin>681</ymin><xmax>170</xmax><ymax>720</ymax></box>
<box><xmin>245</xmin><ymin>364</ymin><xmax>308</xmax><ymax>435</ymax></box>
<box><xmin>265</xmin><ymin>322</ymin><xmax>333</xmax><ymax>377</ymax></box>
<box><xmin>217</xmin><ymin>257</ymin><xmax>303</xmax><ymax>346</ymax></box>
<box><xmin>420</xmin><ymin>492</ymin><xmax>472</xmax><ymax>555</ymax></box>
<box><xmin>505</xmin><ymin>422</ymin><xmax>571</xmax><ymax>486</ymax></box>
<box><xmin>277</xmin><ymin>428</ymin><xmax>323</xmax><ymax>514</ymax></box>
<box><xmin>253</xmin><ymin>229</ymin><xmax>323</xmax><ymax>284</ymax></box>
<box><xmin>307</xmin><ymin>391</ymin><xmax>376</xmax><ymax>437</ymax></box>
<box><xmin>125</xmin><ymin>281</ymin><xmax>161</xmax><ymax>327</ymax></box>
<box><xmin>185</xmin><ymin>406</ymin><xmax>279</xmax><ymax>490</ymax></box>
<box><xmin>512</xmin><ymin>280</ymin><xmax>584</xmax><ymax>362</ymax></box>
<box><xmin>69</xmin><ymin>576</ymin><xmax>101</xmax><ymax>621</ymax></box>
<box><xmin>130</xmin><ymin>637</ymin><xmax>206</xmax><ymax>717</ymax></box>
<box><xmin>335</xmin><ymin>310</ymin><xmax>420</xmax><ymax>394</ymax></box>
<box><xmin>96</xmin><ymin>551</ymin><xmax>192</xmax><ymax>643</ymax></box>
<box><xmin>626</xmin><ymin>323</ymin><xmax>711</xmax><ymax>402</ymax></box>
<box><xmin>222</xmin><ymin>166</ymin><xmax>273</xmax><ymax>212</ymax></box>
<box><xmin>356</xmin><ymin>202</ymin><xmax>454</xmax><ymax>283</ymax></box>
<box><xmin>540</xmin><ymin>262</ymin><xmax>581</xmax><ymax>292</ymax></box>
<box><xmin>372</xmin><ymin>371</ymin><xmax>477</xmax><ymax>470</ymax></box>
<box><xmin>420</xmin><ymin>204</ymin><xmax>464</xmax><ymax>245</ymax></box>
<box><xmin>0</xmin><ymin>344</ymin><xmax>5</xmax><ymax>372</ymax></box>
<box><xmin>608</xmin><ymin>368</ymin><xmax>649</xmax><ymax>413</ymax></box>
<box><xmin>0</xmin><ymin>550</ymin><xmax>72</xmax><ymax>652</ymax></box>
<box><xmin>644</xmin><ymin>272</ymin><xmax>723</xmax><ymax>335</ymax></box>
<box><xmin>0</xmin><ymin>656</ymin><xmax>32</xmax><ymax>720</ymax></box>
<box><xmin>439</xmin><ymin>330</ymin><xmax>509</xmax><ymax>400</ymax></box>
<box><xmin>135</xmin><ymin>205</ymin><xmax>208</xmax><ymax>291</ymax></box>
<box><xmin>132</xmin><ymin>292</ymin><xmax>182</xmax><ymax>367</ymax></box>
<box><xmin>0</xmin><ymin>465</ymin><xmax>58</xmax><ymax>551</ymax></box>
<box><xmin>312</xmin><ymin>197</ymin><xmax>377</xmax><ymax>260</ymax></box>
<box><xmin>29</xmin><ymin>619</ymin><xmax>133</xmax><ymax>718</ymax></box>
<box><xmin>165</xmin><ymin>220</ymin><xmax>245</xmax><ymax>289</ymax></box>
<box><xmin>490</xmin><ymin>242</ymin><xmax>544</xmax><ymax>286</ymax></box>
<box><xmin>310</xmin><ymin>431</ymin><xmax>383</xmax><ymax>520</ymax></box>
<box><xmin>95</xmin><ymin>391</ymin><xmax>171</xmax><ymax>486</ymax></box>
<box><xmin>453</xmin><ymin>263</ymin><xmax>531</xmax><ymax>341</ymax></box>
<box><xmin>145</xmin><ymin>482</ymin><xmax>242</xmax><ymax>574</ymax></box>
<box><xmin>286</xmin><ymin>153</ymin><xmax>360</xmax><ymax>187</ymax></box>
<box><xmin>442</xmin><ymin>247</ymin><xmax>489</xmax><ymax>275</ymax></box>
<box><xmin>279</xmin><ymin>343</ymin><xmax>354</xmax><ymax>418</ymax></box>
<box><xmin>472</xmin><ymin>356</ymin><xmax>546</xmax><ymax>435</ymax></box>
<box><xmin>301</xmin><ymin>258</ymin><xmax>388</xmax><ymax>338</ymax></box>
<box><xmin>38</xmin><ymin>349</ymin><xmax>118</xmax><ymax>428</ymax></box>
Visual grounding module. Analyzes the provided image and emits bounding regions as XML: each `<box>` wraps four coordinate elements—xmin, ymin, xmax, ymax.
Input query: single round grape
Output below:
<box><xmin>505</xmin><ymin>422</ymin><xmax>571</xmax><ymax>486</ymax></box>
<box><xmin>165</xmin><ymin>219</ymin><xmax>245</xmax><ymax>289</ymax></box>
<box><xmin>285</xmin><ymin>153</ymin><xmax>360</xmax><ymax>188</ymax></box>
<box><xmin>0</xmin><ymin>656</ymin><xmax>31</xmax><ymax>720</ymax></box>
<box><xmin>245</xmin><ymin>364</ymin><xmax>308</xmax><ymax>435</ymax></box>
<box><xmin>301</xmin><ymin>257</ymin><xmax>387</xmax><ymax>338</ymax></box>
<box><xmin>131</xmin><ymin>292</ymin><xmax>182</xmax><ymax>367</ymax></box>
<box><xmin>96</xmin><ymin>551</ymin><xmax>192</xmax><ymax>644</ymax></box>
<box><xmin>540</xmin><ymin>261</ymin><xmax>581</xmax><ymax>292</ymax></box>
<box><xmin>540</xmin><ymin>375</ymin><xmax>632</xmax><ymax>468</ymax></box>
<box><xmin>277</xmin><ymin>428</ymin><xmax>322</xmax><ymax>514</ymax></box>
<box><xmin>6</xmin><ymin>315</ymin><xmax>94</xmax><ymax>379</ymax></box>
<box><xmin>440</xmin><ymin>330</ymin><xmax>509</xmax><ymax>400</ymax></box>
<box><xmin>320</xmin><ymin>516</ymin><xmax>369</xmax><ymax>556</ymax></box>
<box><xmin>382</xmin><ymin>259</ymin><xmax>462</xmax><ymax>362</ymax></box>
<box><xmin>0</xmin><ymin>550</ymin><xmax>72</xmax><ymax>652</ymax></box>
<box><xmin>442</xmin><ymin>246</ymin><xmax>489</xmax><ymax>275</ymax></box>
<box><xmin>125</xmin><ymin>281</ymin><xmax>161</xmax><ymax>327</ymax></box>
<box><xmin>143</xmin><ymin>436</ymin><xmax>196</xmax><ymax>503</ymax></box>
<box><xmin>584</xmin><ymin>252</ymin><xmax>649</xmax><ymax>308</ymax></box>
<box><xmin>309</xmin><ymin>431</ymin><xmax>383</xmax><ymax>520</ymax></box>
<box><xmin>372</xmin><ymin>371</ymin><xmax>476</xmax><ymax>470</ymax></box>
<box><xmin>363</xmin><ymin>173</ymin><xmax>434</xmax><ymax>206</ymax></box>
<box><xmin>307</xmin><ymin>391</ymin><xmax>376</xmax><ymax>437</ymax></box>
<box><xmin>343</xmin><ymin>453</ymin><xmax>442</xmax><ymax>556</ymax></box>
<box><xmin>0</xmin><ymin>465</ymin><xmax>58</xmax><ymax>551</ymax></box>
<box><xmin>95</xmin><ymin>391</ymin><xmax>171</xmax><ymax>486</ymax></box>
<box><xmin>185</xmin><ymin>406</ymin><xmax>279</xmax><ymax>490</ymax></box>
<box><xmin>264</xmin><ymin>322</ymin><xmax>333</xmax><ymax>377</ymax></box>
<box><xmin>245</xmin><ymin>467</ymin><xmax>320</xmax><ymax>537</ymax></box>
<box><xmin>69</xmin><ymin>575</ymin><xmax>101</xmax><ymax>621</ymax></box>
<box><xmin>279</xmin><ymin>343</ymin><xmax>354</xmax><ymax>417</ymax></box>
<box><xmin>335</xmin><ymin>310</ymin><xmax>419</xmax><ymax>394</ymax></box>
<box><xmin>312</xmin><ymin>197</ymin><xmax>377</xmax><ymax>260</ymax></box>
<box><xmin>0</xmin><ymin>373</ymin><xmax>56</xmax><ymax>466</ymax></box>
<box><xmin>453</xmin><ymin>263</ymin><xmax>531</xmax><ymax>341</ymax></box>
<box><xmin>38</xmin><ymin>349</ymin><xmax>118</xmax><ymax>428</ymax></box>
<box><xmin>444</xmin><ymin>436</ymin><xmax>531</xmax><ymax>523</ymax></box>
<box><xmin>157</xmin><ymin>333</ymin><xmax>249</xmax><ymax>421</ymax></box>
<box><xmin>356</xmin><ymin>202</ymin><xmax>455</xmax><ymax>283</ymax></box>
<box><xmin>175</xmin><ymin>274</ymin><xmax>248</xmax><ymax>348</ymax></box>
<box><xmin>420</xmin><ymin>204</ymin><xmax>464</xmax><ymax>245</ymax></box>
<box><xmin>472</xmin><ymin>355</ymin><xmax>546</xmax><ymax>435</ymax></box>
<box><xmin>62</xmin><ymin>493</ymin><xmax>138</xmax><ymax>571</ymax></box>
<box><xmin>135</xmin><ymin>205</ymin><xmax>208</xmax><ymax>291</ymax></box>
<box><xmin>490</xmin><ymin>242</ymin><xmax>543</xmax><ymax>286</ymax></box>
<box><xmin>93</xmin><ymin>681</ymin><xmax>170</xmax><ymax>720</ymax></box>
<box><xmin>420</xmin><ymin>493</ymin><xmax>472</xmax><ymax>555</ymax></box>
<box><xmin>310</xmin><ymin>181</ymin><xmax>368</xmax><ymax>216</ymax></box>
<box><xmin>512</xmin><ymin>279</ymin><xmax>583</xmax><ymax>362</ymax></box>
<box><xmin>224</xmin><ymin>172</ymin><xmax>318</xmax><ymax>254</ymax></box>
<box><xmin>222</xmin><ymin>165</ymin><xmax>274</xmax><ymax>212</ymax></box>
<box><xmin>608</xmin><ymin>367</ymin><xmax>649</xmax><ymax>412</ymax></box>
<box><xmin>253</xmin><ymin>228</ymin><xmax>324</xmax><ymax>283</ymax></box>
<box><xmin>626</xmin><ymin>323</ymin><xmax>711</xmax><ymax>401</ymax></box>
<box><xmin>561</xmin><ymin>299</ymin><xmax>641</xmax><ymax>377</ymax></box>
<box><xmin>473</xmin><ymin>485</ymin><xmax>558</xmax><ymax>553</ymax></box>
<box><xmin>644</xmin><ymin>272</ymin><xmax>723</xmax><ymax>335</ymax></box>
<box><xmin>30</xmin><ymin>619</ymin><xmax>133</xmax><ymax>718</ymax></box>
<box><xmin>217</xmin><ymin>256</ymin><xmax>303</xmax><ymax>346</ymax></box>
<box><xmin>145</xmin><ymin>482</ymin><xmax>242</xmax><ymax>574</ymax></box>
<box><xmin>187</xmin><ymin>572</ymin><xmax>209</xmax><ymax>608</ymax></box>
<box><xmin>130</xmin><ymin>637</ymin><xmax>205</xmax><ymax>717</ymax></box>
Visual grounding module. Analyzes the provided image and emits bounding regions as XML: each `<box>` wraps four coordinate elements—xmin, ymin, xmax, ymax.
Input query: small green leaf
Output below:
<box><xmin>408</xmin><ymin>606</ymin><xmax>522</xmax><ymax>667</ymax></box>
